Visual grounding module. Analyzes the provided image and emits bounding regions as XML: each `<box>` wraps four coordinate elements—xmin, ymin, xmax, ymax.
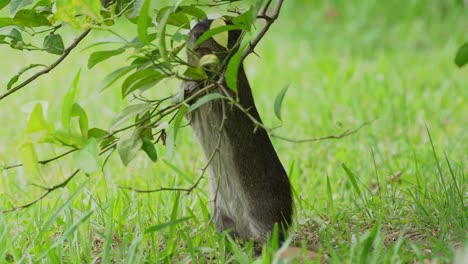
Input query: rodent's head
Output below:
<box><xmin>187</xmin><ymin>19</ymin><xmax>242</xmax><ymax>66</ymax></box>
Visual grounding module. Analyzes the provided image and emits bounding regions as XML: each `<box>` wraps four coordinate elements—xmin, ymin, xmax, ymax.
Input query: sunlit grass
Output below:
<box><xmin>0</xmin><ymin>0</ymin><xmax>467</xmax><ymax>263</ymax></box>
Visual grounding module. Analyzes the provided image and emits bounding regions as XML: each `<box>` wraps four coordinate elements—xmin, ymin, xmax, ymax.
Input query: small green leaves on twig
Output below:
<box><xmin>7</xmin><ymin>64</ymin><xmax>47</xmax><ymax>90</ymax></box>
<box><xmin>0</xmin><ymin>29</ymin><xmax>91</xmax><ymax>101</ymax></box>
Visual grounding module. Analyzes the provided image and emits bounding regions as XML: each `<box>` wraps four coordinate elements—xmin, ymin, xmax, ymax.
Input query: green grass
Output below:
<box><xmin>1</xmin><ymin>0</ymin><xmax>467</xmax><ymax>263</ymax></box>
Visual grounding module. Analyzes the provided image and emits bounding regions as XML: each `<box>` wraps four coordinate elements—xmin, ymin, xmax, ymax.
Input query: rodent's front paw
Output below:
<box><xmin>182</xmin><ymin>81</ymin><xmax>200</xmax><ymax>98</ymax></box>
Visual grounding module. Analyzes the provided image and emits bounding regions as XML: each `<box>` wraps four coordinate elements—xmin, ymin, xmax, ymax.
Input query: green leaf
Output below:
<box><xmin>188</xmin><ymin>93</ymin><xmax>225</xmax><ymax>112</ymax></box>
<box><xmin>117</xmin><ymin>132</ymin><xmax>143</xmax><ymax>166</ymax></box>
<box><xmin>178</xmin><ymin>5</ymin><xmax>206</xmax><ymax>19</ymax></box>
<box><xmin>141</xmin><ymin>136</ymin><xmax>157</xmax><ymax>162</ymax></box>
<box><xmin>157</xmin><ymin>7</ymin><xmax>170</xmax><ymax>65</ymax></box>
<box><xmin>55</xmin><ymin>0</ymin><xmax>103</xmax><ymax>27</ymax></box>
<box><xmin>101</xmin><ymin>9</ymin><xmax>114</xmax><ymax>26</ymax></box>
<box><xmin>62</xmin><ymin>69</ymin><xmax>80</xmax><ymax>128</ymax></box>
<box><xmin>27</xmin><ymin>103</ymin><xmax>48</xmax><ymax>133</ymax></box>
<box><xmin>115</xmin><ymin>0</ymin><xmax>134</xmax><ymax>15</ymax></box>
<box><xmin>326</xmin><ymin>175</ymin><xmax>334</xmax><ymax>210</ymax></box>
<box><xmin>6</xmin><ymin>28</ymin><xmax>22</xmax><ymax>41</ymax></box>
<box><xmin>273</xmin><ymin>85</ymin><xmax>289</xmax><ymax>121</ymax></box>
<box><xmin>17</xmin><ymin>142</ymin><xmax>39</xmax><ymax>175</ymax></box>
<box><xmin>166</xmin><ymin>104</ymin><xmax>188</xmax><ymax>158</ymax></box>
<box><xmin>75</xmin><ymin>0</ymin><xmax>103</xmax><ymax>22</ymax></box>
<box><xmin>81</xmin><ymin>40</ymin><xmax>127</xmax><ymax>51</ymax></box>
<box><xmin>0</xmin><ymin>0</ymin><xmax>10</xmax><ymax>11</ymax></box>
<box><xmin>7</xmin><ymin>74</ymin><xmax>20</xmax><ymax>88</ymax></box>
<box><xmin>88</xmin><ymin>48</ymin><xmax>125</xmax><ymax>69</ymax></box>
<box><xmin>145</xmin><ymin>216</ymin><xmax>191</xmax><ymax>234</ymax></box>
<box><xmin>232</xmin><ymin>5</ymin><xmax>256</xmax><ymax>31</ymax></box>
<box><xmin>194</xmin><ymin>24</ymin><xmax>241</xmax><ymax>46</ymax></box>
<box><xmin>360</xmin><ymin>221</ymin><xmax>381</xmax><ymax>263</ymax></box>
<box><xmin>10</xmin><ymin>0</ymin><xmax>32</xmax><ymax>14</ymax></box>
<box><xmin>137</xmin><ymin>0</ymin><xmax>150</xmax><ymax>43</ymax></box>
<box><xmin>49</xmin><ymin>128</ymin><xmax>84</xmax><ymax>148</ymax></box>
<box><xmin>88</xmin><ymin>127</ymin><xmax>108</xmax><ymax>139</ymax></box>
<box><xmin>43</xmin><ymin>33</ymin><xmax>64</xmax><ymax>55</ymax></box>
<box><xmin>124</xmin><ymin>0</ymin><xmax>144</xmax><ymax>21</ymax></box>
<box><xmin>55</xmin><ymin>0</ymin><xmax>79</xmax><ymax>27</ymax></box>
<box><xmin>34</xmin><ymin>0</ymin><xmax>52</xmax><ymax>11</ymax></box>
<box><xmin>13</xmin><ymin>9</ymin><xmax>51</xmax><ymax>27</ymax></box>
<box><xmin>165</xmin><ymin>188</ymin><xmax>184</xmax><ymax>256</ymax></box>
<box><xmin>71</xmin><ymin>103</ymin><xmax>88</xmax><ymax>138</ymax></box>
<box><xmin>98</xmin><ymin>65</ymin><xmax>138</xmax><ymax>92</ymax></box>
<box><xmin>455</xmin><ymin>42</ymin><xmax>468</xmax><ymax>68</ymax></box>
<box><xmin>182</xmin><ymin>66</ymin><xmax>206</xmax><ymax>80</ymax></box>
<box><xmin>121</xmin><ymin>68</ymin><xmax>165</xmax><ymax>97</ymax></box>
<box><xmin>136</xmin><ymin>111</ymin><xmax>153</xmax><ymax>140</ymax></box>
<box><xmin>198</xmin><ymin>54</ymin><xmax>219</xmax><ymax>67</ymax></box>
<box><xmin>342</xmin><ymin>163</ymin><xmax>361</xmax><ymax>196</ymax></box>
<box><xmin>72</xmin><ymin>137</ymin><xmax>99</xmax><ymax>173</ymax></box>
<box><xmin>109</xmin><ymin>103</ymin><xmax>152</xmax><ymax>131</ymax></box>
<box><xmin>88</xmin><ymin>127</ymin><xmax>115</xmax><ymax>148</ymax></box>
<box><xmin>225</xmin><ymin>43</ymin><xmax>247</xmax><ymax>92</ymax></box>
<box><xmin>156</xmin><ymin>6</ymin><xmax>190</xmax><ymax>29</ymax></box>
<box><xmin>0</xmin><ymin>17</ymin><xmax>14</xmax><ymax>27</ymax></box>
<box><xmin>7</xmin><ymin>64</ymin><xmax>46</xmax><ymax>90</ymax></box>
<box><xmin>210</xmin><ymin>19</ymin><xmax>228</xmax><ymax>48</ymax></box>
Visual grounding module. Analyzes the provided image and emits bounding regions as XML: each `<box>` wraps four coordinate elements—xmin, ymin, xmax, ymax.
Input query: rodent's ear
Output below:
<box><xmin>189</xmin><ymin>19</ymin><xmax>212</xmax><ymax>46</ymax></box>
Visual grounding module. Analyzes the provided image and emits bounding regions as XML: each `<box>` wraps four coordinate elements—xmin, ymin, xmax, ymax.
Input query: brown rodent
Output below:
<box><xmin>183</xmin><ymin>19</ymin><xmax>293</xmax><ymax>242</ymax></box>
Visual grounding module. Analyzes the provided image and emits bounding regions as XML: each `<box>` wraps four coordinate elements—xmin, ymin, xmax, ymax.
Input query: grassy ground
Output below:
<box><xmin>0</xmin><ymin>0</ymin><xmax>467</xmax><ymax>263</ymax></box>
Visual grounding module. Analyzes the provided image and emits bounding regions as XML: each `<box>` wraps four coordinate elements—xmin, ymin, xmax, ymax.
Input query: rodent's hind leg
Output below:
<box><xmin>213</xmin><ymin>207</ymin><xmax>238</xmax><ymax>237</ymax></box>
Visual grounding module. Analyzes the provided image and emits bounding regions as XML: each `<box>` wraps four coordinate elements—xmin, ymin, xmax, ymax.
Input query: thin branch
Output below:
<box><xmin>2</xmin><ymin>149</ymin><xmax>77</xmax><ymax>170</ymax></box>
<box><xmin>0</xmin><ymin>29</ymin><xmax>91</xmax><ymax>101</ymax></box>
<box><xmin>240</xmin><ymin>0</ymin><xmax>284</xmax><ymax>62</ymax></box>
<box><xmin>191</xmin><ymin>0</ymin><xmax>241</xmax><ymax>8</ymax></box>
<box><xmin>259</xmin><ymin>0</ymin><xmax>273</xmax><ymax>16</ymax></box>
<box><xmin>271</xmin><ymin>120</ymin><xmax>376</xmax><ymax>143</ymax></box>
<box><xmin>1</xmin><ymin>169</ymin><xmax>81</xmax><ymax>213</ymax></box>
<box><xmin>228</xmin><ymin>95</ymin><xmax>376</xmax><ymax>144</ymax></box>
